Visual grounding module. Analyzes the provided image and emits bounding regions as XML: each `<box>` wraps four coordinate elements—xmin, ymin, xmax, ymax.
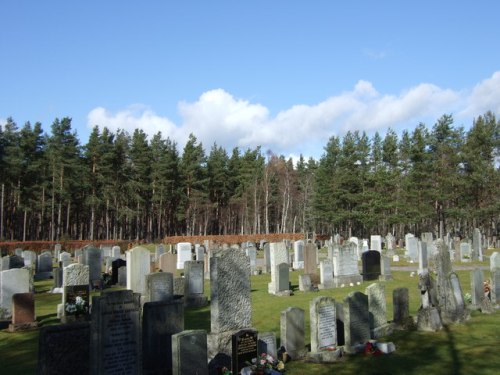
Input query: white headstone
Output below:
<box><xmin>176</xmin><ymin>243</ymin><xmax>192</xmax><ymax>270</ymax></box>
<box><xmin>126</xmin><ymin>246</ymin><xmax>151</xmax><ymax>295</ymax></box>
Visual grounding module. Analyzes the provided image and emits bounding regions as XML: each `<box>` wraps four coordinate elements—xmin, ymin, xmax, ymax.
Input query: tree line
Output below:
<box><xmin>0</xmin><ymin>112</ymin><xmax>498</xmax><ymax>242</ymax></box>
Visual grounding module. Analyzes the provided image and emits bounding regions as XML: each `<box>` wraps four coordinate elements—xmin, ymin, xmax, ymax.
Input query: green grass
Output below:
<box><xmin>1</xmin><ymin>259</ymin><xmax>499</xmax><ymax>374</ymax></box>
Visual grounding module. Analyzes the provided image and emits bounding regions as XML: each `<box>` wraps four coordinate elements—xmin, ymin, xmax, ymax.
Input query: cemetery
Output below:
<box><xmin>0</xmin><ymin>236</ymin><xmax>499</xmax><ymax>375</ymax></box>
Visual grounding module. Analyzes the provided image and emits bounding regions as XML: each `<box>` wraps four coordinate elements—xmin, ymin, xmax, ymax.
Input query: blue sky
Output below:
<box><xmin>1</xmin><ymin>1</ymin><xmax>499</xmax><ymax>160</ymax></box>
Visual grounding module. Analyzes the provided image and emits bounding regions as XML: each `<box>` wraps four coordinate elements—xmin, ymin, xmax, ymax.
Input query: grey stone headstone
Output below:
<box><xmin>379</xmin><ymin>255</ymin><xmax>392</xmax><ymax>281</ymax></box>
<box><xmin>145</xmin><ymin>272</ymin><xmax>174</xmax><ymax>302</ymax></box>
<box><xmin>184</xmin><ymin>261</ymin><xmax>208</xmax><ymax>307</ymax></box>
<box><xmin>343</xmin><ymin>291</ymin><xmax>370</xmax><ymax>353</ymax></box>
<box><xmin>268</xmin><ymin>243</ymin><xmax>289</xmax><ymax>294</ymax></box>
<box><xmin>257</xmin><ymin>332</ymin><xmax>277</xmax><ymax>358</ymax></box>
<box><xmin>159</xmin><ymin>252</ymin><xmax>176</xmax><ymax>274</ymax></box>
<box><xmin>54</xmin><ymin>244</ymin><xmax>62</xmax><ymax>259</ymax></box>
<box><xmin>473</xmin><ymin>228</ymin><xmax>483</xmax><ymax>261</ymax></box>
<box><xmin>299</xmin><ymin>274</ymin><xmax>312</xmax><ymax>292</ymax></box>
<box><xmin>370</xmin><ymin>235</ymin><xmax>382</xmax><ymax>252</ymax></box>
<box><xmin>318</xmin><ymin>260</ymin><xmax>334</xmax><ymax>289</ymax></box>
<box><xmin>126</xmin><ymin>246</ymin><xmax>150</xmax><ymax>295</ymax></box>
<box><xmin>82</xmin><ymin>247</ymin><xmax>102</xmax><ymax>288</ymax></box>
<box><xmin>366</xmin><ymin>283</ymin><xmax>387</xmax><ymax>334</ymax></box>
<box><xmin>406</xmin><ymin>237</ymin><xmax>418</xmax><ymax>262</ymax></box>
<box><xmin>90</xmin><ymin>290</ymin><xmax>141</xmax><ymax>374</ymax></box>
<box><xmin>471</xmin><ymin>268</ymin><xmax>484</xmax><ymax>308</ymax></box>
<box><xmin>490</xmin><ymin>252</ymin><xmax>500</xmax><ymax>271</ymax></box>
<box><xmin>38</xmin><ymin>322</ymin><xmax>90</xmax><ymax>375</ymax></box>
<box><xmin>293</xmin><ymin>240</ymin><xmax>304</xmax><ymax>269</ymax></box>
<box><xmin>1</xmin><ymin>255</ymin><xmax>9</xmax><ymax>271</ymax></box>
<box><xmin>172</xmin><ymin>330</ymin><xmax>208</xmax><ymax>375</ymax></box>
<box><xmin>9</xmin><ymin>255</ymin><xmax>25</xmax><ymax>269</ymax></box>
<box><xmin>176</xmin><ymin>242</ymin><xmax>192</xmax><ymax>269</ymax></box>
<box><xmin>0</xmin><ymin>268</ymin><xmax>30</xmax><ymax>319</ymax></box>
<box><xmin>276</xmin><ymin>262</ymin><xmax>290</xmax><ymax>293</ymax></box>
<box><xmin>263</xmin><ymin>243</ymin><xmax>271</xmax><ymax>273</ymax></box>
<box><xmin>418</xmin><ymin>241</ymin><xmax>428</xmax><ymax>274</ymax></box>
<box><xmin>304</xmin><ymin>243</ymin><xmax>317</xmax><ymax>275</ymax></box>
<box><xmin>280</xmin><ymin>307</ymin><xmax>305</xmax><ymax>359</ymax></box>
<box><xmin>117</xmin><ymin>266</ymin><xmax>127</xmax><ymax>286</ymax></box>
<box><xmin>22</xmin><ymin>250</ymin><xmax>37</xmax><ymax>267</ymax></box>
<box><xmin>195</xmin><ymin>245</ymin><xmax>205</xmax><ymax>262</ymax></box>
<box><xmin>491</xmin><ymin>270</ymin><xmax>500</xmax><ymax>304</ymax></box>
<box><xmin>310</xmin><ymin>296</ymin><xmax>337</xmax><ymax>352</ymax></box>
<box><xmin>111</xmin><ymin>246</ymin><xmax>121</xmax><ymax>259</ymax></box>
<box><xmin>142</xmin><ymin>300</ymin><xmax>184</xmax><ymax>374</ymax></box>
<box><xmin>14</xmin><ymin>248</ymin><xmax>23</xmax><ymax>257</ymax></box>
<box><xmin>245</xmin><ymin>247</ymin><xmax>257</xmax><ymax>274</ymax></box>
<box><xmin>393</xmin><ymin>288</ymin><xmax>410</xmax><ymax>326</ymax></box>
<box><xmin>155</xmin><ymin>244</ymin><xmax>165</xmax><ymax>261</ymax></box>
<box><xmin>210</xmin><ymin>249</ymin><xmax>251</xmax><ymax>334</ymax></box>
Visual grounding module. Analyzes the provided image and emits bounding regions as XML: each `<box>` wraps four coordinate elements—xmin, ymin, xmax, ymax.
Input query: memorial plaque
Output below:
<box><xmin>310</xmin><ymin>296</ymin><xmax>336</xmax><ymax>352</ymax></box>
<box><xmin>146</xmin><ymin>272</ymin><xmax>173</xmax><ymax>302</ymax></box>
<box><xmin>232</xmin><ymin>329</ymin><xmax>258</xmax><ymax>375</ymax></box>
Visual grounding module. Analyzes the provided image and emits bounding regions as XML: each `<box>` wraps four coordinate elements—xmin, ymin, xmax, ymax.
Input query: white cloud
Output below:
<box><xmin>86</xmin><ymin>72</ymin><xmax>499</xmax><ymax>159</ymax></box>
<box><xmin>461</xmin><ymin>71</ymin><xmax>500</xmax><ymax>116</ymax></box>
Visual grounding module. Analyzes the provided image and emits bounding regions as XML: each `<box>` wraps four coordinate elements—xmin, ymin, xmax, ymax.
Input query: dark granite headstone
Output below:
<box><xmin>172</xmin><ymin>330</ymin><xmax>208</xmax><ymax>375</ymax></box>
<box><xmin>231</xmin><ymin>329</ymin><xmax>258</xmax><ymax>375</ymax></box>
<box><xmin>362</xmin><ymin>250</ymin><xmax>381</xmax><ymax>281</ymax></box>
<box><xmin>142</xmin><ymin>300</ymin><xmax>184</xmax><ymax>374</ymax></box>
<box><xmin>38</xmin><ymin>322</ymin><xmax>90</xmax><ymax>375</ymax></box>
<box><xmin>111</xmin><ymin>258</ymin><xmax>126</xmax><ymax>285</ymax></box>
<box><xmin>9</xmin><ymin>255</ymin><xmax>25</xmax><ymax>269</ymax></box>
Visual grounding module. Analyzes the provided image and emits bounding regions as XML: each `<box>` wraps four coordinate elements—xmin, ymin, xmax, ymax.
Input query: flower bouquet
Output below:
<box><xmin>246</xmin><ymin>353</ymin><xmax>285</xmax><ymax>374</ymax></box>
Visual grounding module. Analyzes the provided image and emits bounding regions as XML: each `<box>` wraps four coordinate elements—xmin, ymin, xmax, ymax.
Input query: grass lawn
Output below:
<box><xmin>0</xmin><ymin>253</ymin><xmax>499</xmax><ymax>374</ymax></box>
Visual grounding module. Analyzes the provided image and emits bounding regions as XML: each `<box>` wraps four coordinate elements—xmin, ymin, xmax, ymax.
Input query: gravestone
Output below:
<box><xmin>155</xmin><ymin>244</ymin><xmax>166</xmax><ymax>261</ymax></box>
<box><xmin>490</xmin><ymin>252</ymin><xmax>500</xmax><ymax>272</ymax></box>
<box><xmin>280</xmin><ymin>307</ymin><xmax>306</xmax><ymax>359</ymax></box>
<box><xmin>9</xmin><ymin>255</ymin><xmax>25</xmax><ymax>269</ymax></box>
<box><xmin>333</xmin><ymin>242</ymin><xmax>362</xmax><ymax>286</ymax></box>
<box><xmin>472</xmin><ymin>228</ymin><xmax>483</xmax><ymax>261</ymax></box>
<box><xmin>208</xmin><ymin>249</ymin><xmax>252</xmax><ymax>359</ymax></box>
<box><xmin>14</xmin><ymin>248</ymin><xmax>23</xmax><ymax>257</ymax></box>
<box><xmin>491</xmin><ymin>270</ymin><xmax>500</xmax><ymax>304</ymax></box>
<box><xmin>0</xmin><ymin>268</ymin><xmax>30</xmax><ymax>319</ymax></box>
<box><xmin>361</xmin><ymin>250</ymin><xmax>381</xmax><ymax>281</ymax></box>
<box><xmin>195</xmin><ymin>245</ymin><xmax>205</xmax><ymax>261</ymax></box>
<box><xmin>263</xmin><ymin>242</ymin><xmax>271</xmax><ymax>273</ymax></box>
<box><xmin>318</xmin><ymin>260</ymin><xmax>334</xmax><ymax>290</ymax></box>
<box><xmin>38</xmin><ymin>322</ymin><xmax>90</xmax><ymax>375</ymax></box>
<box><xmin>118</xmin><ymin>266</ymin><xmax>127</xmax><ymax>286</ymax></box>
<box><xmin>174</xmin><ymin>277</ymin><xmax>185</xmax><ymax>296</ymax></box>
<box><xmin>90</xmin><ymin>290</ymin><xmax>141</xmax><ymax>374</ymax></box>
<box><xmin>406</xmin><ymin>236</ymin><xmax>418</xmax><ymax>262</ymax></box>
<box><xmin>83</xmin><ymin>246</ymin><xmax>102</xmax><ymax>288</ymax></box>
<box><xmin>142</xmin><ymin>300</ymin><xmax>184</xmax><ymax>374</ymax></box>
<box><xmin>61</xmin><ymin>263</ymin><xmax>90</xmax><ymax>322</ymax></box>
<box><xmin>393</xmin><ymin>288</ymin><xmax>410</xmax><ymax>327</ymax></box>
<box><xmin>101</xmin><ymin>246</ymin><xmax>112</xmax><ymax>259</ymax></box>
<box><xmin>379</xmin><ymin>255</ymin><xmax>393</xmax><ymax>281</ymax></box>
<box><xmin>8</xmin><ymin>292</ymin><xmax>37</xmax><ymax>331</ymax></box>
<box><xmin>343</xmin><ymin>291</ymin><xmax>370</xmax><ymax>353</ymax></box>
<box><xmin>361</xmin><ymin>239</ymin><xmax>369</xmax><ymax>253</ymax></box>
<box><xmin>418</xmin><ymin>241</ymin><xmax>428</xmax><ymax>275</ymax></box>
<box><xmin>22</xmin><ymin>250</ymin><xmax>37</xmax><ymax>267</ymax></box>
<box><xmin>111</xmin><ymin>258</ymin><xmax>126</xmax><ymax>285</ymax></box>
<box><xmin>159</xmin><ymin>252</ymin><xmax>177</xmax><ymax>274</ymax></box>
<box><xmin>385</xmin><ymin>233</ymin><xmax>395</xmax><ymax>252</ymax></box>
<box><xmin>460</xmin><ymin>242</ymin><xmax>471</xmax><ymax>262</ymax></box>
<box><xmin>309</xmin><ymin>296</ymin><xmax>337</xmax><ymax>353</ymax></box>
<box><xmin>258</xmin><ymin>332</ymin><xmax>277</xmax><ymax>358</ymax></box>
<box><xmin>145</xmin><ymin>272</ymin><xmax>174</xmax><ymax>302</ymax></box>
<box><xmin>370</xmin><ymin>235</ymin><xmax>382</xmax><ymax>252</ymax></box>
<box><xmin>54</xmin><ymin>244</ymin><xmax>62</xmax><ymax>259</ymax></box>
<box><xmin>176</xmin><ymin>242</ymin><xmax>192</xmax><ymax>269</ymax></box>
<box><xmin>304</xmin><ymin>243</ymin><xmax>317</xmax><ymax>275</ymax></box>
<box><xmin>184</xmin><ymin>260</ymin><xmax>208</xmax><ymax>307</ymax></box>
<box><xmin>126</xmin><ymin>246</ymin><xmax>150</xmax><ymax>295</ymax></box>
<box><xmin>172</xmin><ymin>330</ymin><xmax>208</xmax><ymax>375</ymax></box>
<box><xmin>268</xmin><ymin>242</ymin><xmax>289</xmax><ymax>294</ymax></box>
<box><xmin>471</xmin><ymin>268</ymin><xmax>485</xmax><ymax>308</ymax></box>
<box><xmin>299</xmin><ymin>274</ymin><xmax>313</xmax><ymax>292</ymax></box>
<box><xmin>231</xmin><ymin>329</ymin><xmax>258</xmax><ymax>375</ymax></box>
<box><xmin>59</xmin><ymin>251</ymin><xmax>71</xmax><ymax>263</ymax></box>
<box><xmin>366</xmin><ymin>283</ymin><xmax>388</xmax><ymax>338</ymax></box>
<box><xmin>293</xmin><ymin>240</ymin><xmax>305</xmax><ymax>269</ymax></box>
<box><xmin>0</xmin><ymin>255</ymin><xmax>9</xmax><ymax>271</ymax></box>
<box><xmin>112</xmin><ymin>245</ymin><xmax>121</xmax><ymax>259</ymax></box>
<box><xmin>416</xmin><ymin>272</ymin><xmax>443</xmax><ymax>331</ymax></box>
<box><xmin>245</xmin><ymin>246</ymin><xmax>257</xmax><ymax>274</ymax></box>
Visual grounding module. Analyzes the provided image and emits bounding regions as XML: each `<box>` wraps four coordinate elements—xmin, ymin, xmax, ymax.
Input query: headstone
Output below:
<box><xmin>14</xmin><ymin>248</ymin><xmax>23</xmax><ymax>257</ymax></box>
<box><xmin>280</xmin><ymin>307</ymin><xmax>305</xmax><ymax>359</ymax></box>
<box><xmin>0</xmin><ymin>255</ymin><xmax>9</xmax><ymax>271</ymax></box>
<box><xmin>471</xmin><ymin>268</ymin><xmax>484</xmax><ymax>308</ymax></box>
<box><xmin>379</xmin><ymin>255</ymin><xmax>393</xmax><ymax>281</ymax></box>
<box><xmin>61</xmin><ymin>264</ymin><xmax>90</xmax><ymax>321</ymax></box>
<box><xmin>361</xmin><ymin>239</ymin><xmax>369</xmax><ymax>253</ymax></box>
<box><xmin>159</xmin><ymin>252</ymin><xmax>177</xmax><ymax>274</ymax></box>
<box><xmin>231</xmin><ymin>329</ymin><xmax>258</xmax><ymax>375</ymax></box>
<box><xmin>370</xmin><ymin>235</ymin><xmax>382</xmax><ymax>252</ymax></box>
<box><xmin>176</xmin><ymin>242</ymin><xmax>192</xmax><ymax>269</ymax></box>
<box><xmin>90</xmin><ymin>290</ymin><xmax>141</xmax><ymax>374</ymax></box>
<box><xmin>59</xmin><ymin>251</ymin><xmax>71</xmax><ymax>263</ymax></box>
<box><xmin>208</xmin><ymin>249</ymin><xmax>251</xmax><ymax>359</ymax></box>
<box><xmin>83</xmin><ymin>246</ymin><xmax>102</xmax><ymax>288</ymax></box>
<box><xmin>460</xmin><ymin>242</ymin><xmax>472</xmax><ymax>262</ymax></box>
<box><xmin>173</xmin><ymin>277</ymin><xmax>185</xmax><ymax>296</ymax></box>
<box><xmin>9</xmin><ymin>255</ymin><xmax>25</xmax><ymax>269</ymax></box>
<box><xmin>268</xmin><ymin>242</ymin><xmax>289</xmax><ymax>294</ymax></box>
<box><xmin>111</xmin><ymin>258</ymin><xmax>126</xmax><ymax>285</ymax></box>
<box><xmin>184</xmin><ymin>260</ymin><xmax>208</xmax><ymax>307</ymax></box>
<box><xmin>126</xmin><ymin>246</ymin><xmax>150</xmax><ymax>295</ymax></box>
<box><xmin>304</xmin><ymin>243</ymin><xmax>317</xmax><ymax>275</ymax></box>
<box><xmin>263</xmin><ymin>242</ymin><xmax>271</xmax><ymax>273</ymax></box>
<box><xmin>195</xmin><ymin>245</ymin><xmax>205</xmax><ymax>262</ymax></box>
<box><xmin>472</xmin><ymin>228</ymin><xmax>483</xmax><ymax>261</ymax></box>
<box><xmin>310</xmin><ymin>296</ymin><xmax>337</xmax><ymax>353</ymax></box>
<box><xmin>343</xmin><ymin>291</ymin><xmax>370</xmax><ymax>353</ymax></box>
<box><xmin>145</xmin><ymin>272</ymin><xmax>174</xmax><ymax>302</ymax></box>
<box><xmin>172</xmin><ymin>330</ymin><xmax>208</xmax><ymax>375</ymax></box>
<box><xmin>22</xmin><ymin>250</ymin><xmax>37</xmax><ymax>267</ymax></box>
<box><xmin>361</xmin><ymin>250</ymin><xmax>381</xmax><ymax>281</ymax></box>
<box><xmin>245</xmin><ymin>246</ymin><xmax>257</xmax><ymax>274</ymax></box>
<box><xmin>142</xmin><ymin>300</ymin><xmax>184</xmax><ymax>374</ymax></box>
<box><xmin>54</xmin><ymin>244</ymin><xmax>62</xmax><ymax>259</ymax></box>
<box><xmin>0</xmin><ymin>268</ymin><xmax>30</xmax><ymax>319</ymax></box>
<box><xmin>111</xmin><ymin>245</ymin><xmax>121</xmax><ymax>259</ymax></box>
<box><xmin>118</xmin><ymin>266</ymin><xmax>127</xmax><ymax>286</ymax></box>
<box><xmin>155</xmin><ymin>244</ymin><xmax>166</xmax><ymax>261</ymax></box>
<box><xmin>491</xmin><ymin>270</ymin><xmax>500</xmax><ymax>304</ymax></box>
<box><xmin>385</xmin><ymin>233</ymin><xmax>395</xmax><ymax>251</ymax></box>
<box><xmin>38</xmin><ymin>322</ymin><xmax>90</xmax><ymax>375</ymax></box>
<box><xmin>8</xmin><ymin>292</ymin><xmax>37</xmax><ymax>331</ymax></box>
<box><xmin>393</xmin><ymin>288</ymin><xmax>410</xmax><ymax>327</ymax></box>
<box><xmin>333</xmin><ymin>242</ymin><xmax>362</xmax><ymax>286</ymax></box>
<box><xmin>318</xmin><ymin>260</ymin><xmax>334</xmax><ymax>290</ymax></box>
<box><xmin>490</xmin><ymin>252</ymin><xmax>500</xmax><ymax>272</ymax></box>
<box><xmin>406</xmin><ymin>237</ymin><xmax>419</xmax><ymax>262</ymax></box>
<box><xmin>257</xmin><ymin>332</ymin><xmax>277</xmax><ymax>358</ymax></box>
<box><xmin>293</xmin><ymin>240</ymin><xmax>305</xmax><ymax>269</ymax></box>
<box><xmin>418</xmin><ymin>241</ymin><xmax>428</xmax><ymax>275</ymax></box>
<box><xmin>366</xmin><ymin>283</ymin><xmax>388</xmax><ymax>338</ymax></box>
<box><xmin>299</xmin><ymin>274</ymin><xmax>313</xmax><ymax>292</ymax></box>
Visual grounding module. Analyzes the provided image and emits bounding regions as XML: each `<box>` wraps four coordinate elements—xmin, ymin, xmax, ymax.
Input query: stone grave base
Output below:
<box><xmin>308</xmin><ymin>348</ymin><xmax>343</xmax><ymax>363</ymax></box>
<box><xmin>318</xmin><ymin>282</ymin><xmax>334</xmax><ymax>290</ymax></box>
<box><xmin>184</xmin><ymin>294</ymin><xmax>208</xmax><ymax>308</ymax></box>
<box><xmin>8</xmin><ymin>321</ymin><xmax>38</xmax><ymax>332</ymax></box>
<box><xmin>393</xmin><ymin>316</ymin><xmax>415</xmax><ymax>330</ymax></box>
<box><xmin>379</xmin><ymin>274</ymin><xmax>393</xmax><ymax>281</ymax></box>
<box><xmin>417</xmin><ymin>307</ymin><xmax>443</xmax><ymax>331</ymax></box>
<box><xmin>371</xmin><ymin>322</ymin><xmax>395</xmax><ymax>339</ymax></box>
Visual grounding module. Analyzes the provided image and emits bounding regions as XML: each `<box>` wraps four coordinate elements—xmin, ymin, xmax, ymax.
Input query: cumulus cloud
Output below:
<box><xmin>86</xmin><ymin>72</ymin><xmax>499</xmax><ymax>158</ymax></box>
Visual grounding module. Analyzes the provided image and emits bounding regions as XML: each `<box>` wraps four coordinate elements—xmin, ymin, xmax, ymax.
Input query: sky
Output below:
<box><xmin>1</xmin><ymin>1</ymin><xmax>500</xmax><ymax>161</ymax></box>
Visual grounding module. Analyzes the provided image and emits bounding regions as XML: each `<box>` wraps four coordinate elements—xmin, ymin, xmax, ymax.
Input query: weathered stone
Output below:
<box><xmin>280</xmin><ymin>307</ymin><xmax>306</xmax><ymax>359</ymax></box>
<box><xmin>172</xmin><ymin>330</ymin><xmax>208</xmax><ymax>375</ymax></box>
<box><xmin>126</xmin><ymin>246</ymin><xmax>150</xmax><ymax>295</ymax></box>
<box><xmin>145</xmin><ymin>272</ymin><xmax>174</xmax><ymax>303</ymax></box>
<box><xmin>343</xmin><ymin>291</ymin><xmax>370</xmax><ymax>353</ymax></box>
<box><xmin>310</xmin><ymin>296</ymin><xmax>337</xmax><ymax>353</ymax></box>
<box><xmin>0</xmin><ymin>268</ymin><xmax>30</xmax><ymax>319</ymax></box>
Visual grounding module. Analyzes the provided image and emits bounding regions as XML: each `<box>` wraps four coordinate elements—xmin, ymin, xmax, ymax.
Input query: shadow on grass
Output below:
<box><xmin>185</xmin><ymin>305</ymin><xmax>211</xmax><ymax>331</ymax></box>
